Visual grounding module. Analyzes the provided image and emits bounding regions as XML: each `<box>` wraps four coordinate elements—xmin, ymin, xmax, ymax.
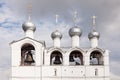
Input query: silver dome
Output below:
<box><xmin>51</xmin><ymin>30</ymin><xmax>62</xmax><ymax>39</ymax></box>
<box><xmin>69</xmin><ymin>26</ymin><xmax>82</xmax><ymax>37</ymax></box>
<box><xmin>88</xmin><ymin>31</ymin><xmax>100</xmax><ymax>39</ymax></box>
<box><xmin>22</xmin><ymin>21</ymin><xmax>36</xmax><ymax>32</ymax></box>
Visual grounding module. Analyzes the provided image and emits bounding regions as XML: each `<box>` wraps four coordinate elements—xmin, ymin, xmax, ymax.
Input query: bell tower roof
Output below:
<box><xmin>69</xmin><ymin>11</ymin><xmax>82</xmax><ymax>37</ymax></box>
<box><xmin>22</xmin><ymin>2</ymin><xmax>36</xmax><ymax>32</ymax></box>
<box><xmin>51</xmin><ymin>14</ymin><xmax>62</xmax><ymax>40</ymax></box>
<box><xmin>22</xmin><ymin>17</ymin><xmax>36</xmax><ymax>32</ymax></box>
<box><xmin>88</xmin><ymin>15</ymin><xmax>100</xmax><ymax>39</ymax></box>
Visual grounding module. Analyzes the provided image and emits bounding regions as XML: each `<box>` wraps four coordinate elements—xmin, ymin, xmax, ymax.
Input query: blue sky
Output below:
<box><xmin>0</xmin><ymin>0</ymin><xmax>120</xmax><ymax>80</ymax></box>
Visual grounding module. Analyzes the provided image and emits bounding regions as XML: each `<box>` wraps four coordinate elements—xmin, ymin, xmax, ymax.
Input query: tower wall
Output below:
<box><xmin>53</xmin><ymin>37</ymin><xmax>61</xmax><ymax>48</ymax></box>
<box><xmin>25</xmin><ymin>30</ymin><xmax>34</xmax><ymax>38</ymax></box>
<box><xmin>90</xmin><ymin>37</ymin><xmax>98</xmax><ymax>48</ymax></box>
<box><xmin>71</xmin><ymin>35</ymin><xmax>80</xmax><ymax>47</ymax></box>
<box><xmin>11</xmin><ymin>66</ymin><xmax>109</xmax><ymax>80</ymax></box>
<box><xmin>10</xmin><ymin>10</ymin><xmax>110</xmax><ymax>80</ymax></box>
<box><xmin>11</xmin><ymin>43</ymin><xmax>110</xmax><ymax>80</ymax></box>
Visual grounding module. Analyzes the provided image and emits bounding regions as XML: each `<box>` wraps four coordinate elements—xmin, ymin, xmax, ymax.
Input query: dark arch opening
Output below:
<box><xmin>69</xmin><ymin>50</ymin><xmax>83</xmax><ymax>65</ymax></box>
<box><xmin>50</xmin><ymin>51</ymin><xmax>63</xmax><ymax>65</ymax></box>
<box><xmin>21</xmin><ymin>43</ymin><xmax>35</xmax><ymax>66</ymax></box>
<box><xmin>90</xmin><ymin>51</ymin><xmax>103</xmax><ymax>65</ymax></box>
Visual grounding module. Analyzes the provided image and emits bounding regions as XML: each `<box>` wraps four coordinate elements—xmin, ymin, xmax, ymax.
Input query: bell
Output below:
<box><xmin>92</xmin><ymin>54</ymin><xmax>96</xmax><ymax>58</ymax></box>
<box><xmin>54</xmin><ymin>55</ymin><xmax>62</xmax><ymax>64</ymax></box>
<box><xmin>24</xmin><ymin>50</ymin><xmax>35</xmax><ymax>64</ymax></box>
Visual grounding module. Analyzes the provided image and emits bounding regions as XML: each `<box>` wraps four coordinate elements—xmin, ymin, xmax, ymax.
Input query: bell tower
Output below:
<box><xmin>10</xmin><ymin>8</ymin><xmax>110</xmax><ymax>80</ymax></box>
<box><xmin>10</xmin><ymin>2</ymin><xmax>45</xmax><ymax>80</ymax></box>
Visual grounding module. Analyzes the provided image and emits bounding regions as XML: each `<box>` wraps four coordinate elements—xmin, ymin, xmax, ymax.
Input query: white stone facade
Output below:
<box><xmin>10</xmin><ymin>37</ymin><xmax>110</xmax><ymax>80</ymax></box>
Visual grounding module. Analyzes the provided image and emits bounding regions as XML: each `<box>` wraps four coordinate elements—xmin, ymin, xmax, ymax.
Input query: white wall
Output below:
<box><xmin>11</xmin><ymin>38</ymin><xmax>110</xmax><ymax>80</ymax></box>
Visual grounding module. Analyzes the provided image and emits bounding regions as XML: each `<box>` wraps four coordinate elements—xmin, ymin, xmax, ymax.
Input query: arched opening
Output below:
<box><xmin>69</xmin><ymin>50</ymin><xmax>83</xmax><ymax>65</ymax></box>
<box><xmin>50</xmin><ymin>51</ymin><xmax>63</xmax><ymax>65</ymax></box>
<box><xmin>90</xmin><ymin>51</ymin><xmax>103</xmax><ymax>65</ymax></box>
<box><xmin>21</xmin><ymin>43</ymin><xmax>35</xmax><ymax>66</ymax></box>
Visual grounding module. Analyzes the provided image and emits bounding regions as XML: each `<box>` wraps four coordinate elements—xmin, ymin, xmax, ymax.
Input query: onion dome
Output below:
<box><xmin>51</xmin><ymin>30</ymin><xmax>62</xmax><ymax>40</ymax></box>
<box><xmin>88</xmin><ymin>31</ymin><xmax>100</xmax><ymax>39</ymax></box>
<box><xmin>69</xmin><ymin>26</ymin><xmax>82</xmax><ymax>37</ymax></box>
<box><xmin>22</xmin><ymin>20</ymin><xmax>36</xmax><ymax>32</ymax></box>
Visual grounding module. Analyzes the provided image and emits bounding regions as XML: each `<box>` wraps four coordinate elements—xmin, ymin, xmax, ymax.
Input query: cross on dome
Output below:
<box><xmin>22</xmin><ymin>1</ymin><xmax>36</xmax><ymax>38</ymax></box>
<box><xmin>55</xmin><ymin>14</ymin><xmax>59</xmax><ymax>30</ymax></box>
<box><xmin>92</xmin><ymin>15</ymin><xmax>97</xmax><ymax>31</ymax></box>
<box><xmin>27</xmin><ymin>1</ymin><xmax>32</xmax><ymax>21</ymax></box>
<box><xmin>73</xmin><ymin>11</ymin><xmax>78</xmax><ymax>26</ymax></box>
<box><xmin>55</xmin><ymin>14</ymin><xmax>59</xmax><ymax>25</ymax></box>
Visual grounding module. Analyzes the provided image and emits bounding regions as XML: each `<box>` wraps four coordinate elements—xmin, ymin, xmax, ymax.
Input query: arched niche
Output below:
<box><xmin>69</xmin><ymin>50</ymin><xmax>83</xmax><ymax>65</ymax></box>
<box><xmin>21</xmin><ymin>43</ymin><xmax>35</xmax><ymax>66</ymax></box>
<box><xmin>90</xmin><ymin>50</ymin><xmax>103</xmax><ymax>65</ymax></box>
<box><xmin>50</xmin><ymin>51</ymin><xmax>63</xmax><ymax>65</ymax></box>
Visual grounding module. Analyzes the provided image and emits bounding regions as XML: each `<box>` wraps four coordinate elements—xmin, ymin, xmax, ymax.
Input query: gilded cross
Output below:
<box><xmin>73</xmin><ymin>11</ymin><xmax>78</xmax><ymax>26</ymax></box>
<box><xmin>55</xmin><ymin>14</ymin><xmax>59</xmax><ymax>30</ymax></box>
<box><xmin>92</xmin><ymin>15</ymin><xmax>97</xmax><ymax>31</ymax></box>
<box><xmin>27</xmin><ymin>2</ymin><xmax>32</xmax><ymax>20</ymax></box>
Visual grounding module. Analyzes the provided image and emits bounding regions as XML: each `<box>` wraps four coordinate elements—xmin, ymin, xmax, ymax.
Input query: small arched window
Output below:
<box><xmin>90</xmin><ymin>51</ymin><xmax>103</xmax><ymax>65</ymax></box>
<box><xmin>69</xmin><ymin>50</ymin><xmax>83</xmax><ymax>65</ymax></box>
<box><xmin>50</xmin><ymin>51</ymin><xmax>63</xmax><ymax>65</ymax></box>
<box><xmin>21</xmin><ymin>43</ymin><xmax>35</xmax><ymax>66</ymax></box>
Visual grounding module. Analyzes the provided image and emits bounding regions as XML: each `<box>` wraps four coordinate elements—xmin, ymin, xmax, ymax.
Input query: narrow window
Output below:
<box><xmin>95</xmin><ymin>68</ymin><xmax>98</xmax><ymax>76</ymax></box>
<box><xmin>54</xmin><ymin>68</ymin><xmax>57</xmax><ymax>76</ymax></box>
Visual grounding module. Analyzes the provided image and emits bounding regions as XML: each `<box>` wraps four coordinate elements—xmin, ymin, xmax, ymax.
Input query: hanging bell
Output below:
<box><xmin>54</xmin><ymin>55</ymin><xmax>62</xmax><ymax>64</ymax></box>
<box><xmin>92</xmin><ymin>53</ymin><xmax>96</xmax><ymax>58</ymax></box>
<box><xmin>24</xmin><ymin>50</ymin><xmax>35</xmax><ymax>64</ymax></box>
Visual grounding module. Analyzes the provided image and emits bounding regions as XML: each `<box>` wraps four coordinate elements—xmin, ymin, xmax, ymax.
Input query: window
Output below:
<box><xmin>95</xmin><ymin>68</ymin><xmax>98</xmax><ymax>76</ymax></box>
